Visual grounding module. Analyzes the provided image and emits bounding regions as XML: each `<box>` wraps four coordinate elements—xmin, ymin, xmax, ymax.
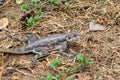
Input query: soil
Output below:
<box><xmin>0</xmin><ymin>0</ymin><xmax>120</xmax><ymax>80</ymax></box>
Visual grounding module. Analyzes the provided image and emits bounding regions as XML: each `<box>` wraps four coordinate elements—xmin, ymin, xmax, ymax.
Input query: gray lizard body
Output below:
<box><xmin>0</xmin><ymin>31</ymin><xmax>80</xmax><ymax>64</ymax></box>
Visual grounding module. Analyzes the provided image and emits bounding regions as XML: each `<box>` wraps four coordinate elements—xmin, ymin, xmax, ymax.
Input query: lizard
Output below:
<box><xmin>0</xmin><ymin>30</ymin><xmax>80</xmax><ymax>64</ymax></box>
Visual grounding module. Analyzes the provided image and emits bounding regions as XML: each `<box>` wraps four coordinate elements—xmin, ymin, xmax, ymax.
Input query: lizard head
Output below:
<box><xmin>66</xmin><ymin>31</ymin><xmax>80</xmax><ymax>41</ymax></box>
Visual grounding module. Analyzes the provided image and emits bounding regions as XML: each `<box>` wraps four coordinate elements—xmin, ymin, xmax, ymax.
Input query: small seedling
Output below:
<box><xmin>31</xmin><ymin>0</ymin><xmax>40</xmax><ymax>9</ymax></box>
<box><xmin>21</xmin><ymin>4</ymin><xmax>31</xmax><ymax>12</ymax></box>
<box><xmin>37</xmin><ymin>11</ymin><xmax>44</xmax><ymax>16</ymax></box>
<box><xmin>76</xmin><ymin>54</ymin><xmax>94</xmax><ymax>64</ymax></box>
<box><xmin>27</xmin><ymin>13</ymin><xmax>43</xmax><ymax>28</ymax></box>
<box><xmin>27</xmin><ymin>16</ymin><xmax>34</xmax><ymax>28</ymax></box>
<box><xmin>38</xmin><ymin>78</ymin><xmax>45</xmax><ymax>80</ymax></box>
<box><xmin>33</xmin><ymin>16</ymin><xmax>41</xmax><ymax>22</ymax></box>
<box><xmin>39</xmin><ymin>74</ymin><xmax>61</xmax><ymax>80</ymax></box>
<box><xmin>51</xmin><ymin>0</ymin><xmax>60</xmax><ymax>5</ymax></box>
<box><xmin>55</xmin><ymin>74</ymin><xmax>62</xmax><ymax>79</ymax></box>
<box><xmin>49</xmin><ymin>58</ymin><xmax>62</xmax><ymax>69</ymax></box>
<box><xmin>34</xmin><ymin>3</ymin><xmax>40</xmax><ymax>9</ymax></box>
<box><xmin>11</xmin><ymin>13</ymin><xmax>18</xmax><ymax>19</ymax></box>
<box><xmin>31</xmin><ymin>0</ymin><xmax>39</xmax><ymax>4</ymax></box>
<box><xmin>47</xmin><ymin>74</ymin><xmax>57</xmax><ymax>80</ymax></box>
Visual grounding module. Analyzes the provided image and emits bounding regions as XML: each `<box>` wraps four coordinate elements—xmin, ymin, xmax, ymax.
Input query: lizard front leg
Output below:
<box><xmin>59</xmin><ymin>41</ymin><xmax>74</xmax><ymax>58</ymax></box>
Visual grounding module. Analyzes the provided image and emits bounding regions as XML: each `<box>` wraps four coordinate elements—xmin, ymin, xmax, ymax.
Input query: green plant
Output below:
<box><xmin>31</xmin><ymin>0</ymin><xmax>39</xmax><ymax>3</ymax></box>
<box><xmin>47</xmin><ymin>74</ymin><xmax>57</xmax><ymax>80</ymax></box>
<box><xmin>21</xmin><ymin>4</ymin><xmax>31</xmax><ymax>11</ymax></box>
<box><xmin>49</xmin><ymin>58</ymin><xmax>62</xmax><ymax>69</ymax></box>
<box><xmin>27</xmin><ymin>11</ymin><xmax>44</xmax><ymax>28</ymax></box>
<box><xmin>51</xmin><ymin>0</ymin><xmax>60</xmax><ymax>5</ymax></box>
<box><xmin>55</xmin><ymin>74</ymin><xmax>62</xmax><ymax>79</ymax></box>
<box><xmin>39</xmin><ymin>74</ymin><xmax>61</xmax><ymax>80</ymax></box>
<box><xmin>11</xmin><ymin>13</ymin><xmax>18</xmax><ymax>19</ymax></box>
<box><xmin>27</xmin><ymin>17</ymin><xmax>34</xmax><ymax>28</ymax></box>
<box><xmin>76</xmin><ymin>54</ymin><xmax>94</xmax><ymax>64</ymax></box>
<box><xmin>31</xmin><ymin>0</ymin><xmax>40</xmax><ymax>9</ymax></box>
<box><xmin>33</xmin><ymin>16</ymin><xmax>41</xmax><ymax>22</ymax></box>
<box><xmin>38</xmin><ymin>78</ymin><xmax>45</xmax><ymax>80</ymax></box>
<box><xmin>34</xmin><ymin>3</ymin><xmax>40</xmax><ymax>9</ymax></box>
<box><xmin>37</xmin><ymin>11</ymin><xmax>44</xmax><ymax>16</ymax></box>
<box><xmin>21</xmin><ymin>0</ymin><xmax>45</xmax><ymax>28</ymax></box>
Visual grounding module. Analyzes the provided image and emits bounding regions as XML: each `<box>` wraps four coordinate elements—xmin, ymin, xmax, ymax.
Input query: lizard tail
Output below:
<box><xmin>0</xmin><ymin>48</ymin><xmax>26</xmax><ymax>54</ymax></box>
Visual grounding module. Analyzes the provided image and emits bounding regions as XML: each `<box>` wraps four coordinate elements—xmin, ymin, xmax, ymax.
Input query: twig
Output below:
<box><xmin>0</xmin><ymin>0</ymin><xmax>11</xmax><ymax>9</ymax></box>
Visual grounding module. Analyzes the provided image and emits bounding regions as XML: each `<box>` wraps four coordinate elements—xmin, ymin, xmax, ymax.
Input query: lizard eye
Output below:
<box><xmin>67</xmin><ymin>37</ymin><xmax>71</xmax><ymax>39</ymax></box>
<box><xmin>66</xmin><ymin>36</ymin><xmax>73</xmax><ymax>41</ymax></box>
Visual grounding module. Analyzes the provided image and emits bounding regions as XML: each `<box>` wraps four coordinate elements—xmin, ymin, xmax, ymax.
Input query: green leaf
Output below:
<box><xmin>33</xmin><ymin>16</ymin><xmax>41</xmax><ymax>22</ymax></box>
<box><xmin>37</xmin><ymin>11</ymin><xmax>44</xmax><ymax>16</ymax></box>
<box><xmin>49</xmin><ymin>58</ymin><xmax>62</xmax><ymax>69</ymax></box>
<box><xmin>51</xmin><ymin>0</ymin><xmax>60</xmax><ymax>5</ymax></box>
<box><xmin>76</xmin><ymin>54</ymin><xmax>94</xmax><ymax>64</ymax></box>
<box><xmin>47</xmin><ymin>74</ymin><xmax>52</xmax><ymax>79</ymax></box>
<box><xmin>47</xmin><ymin>74</ymin><xmax>57</xmax><ymax>80</ymax></box>
<box><xmin>56</xmin><ymin>74</ymin><xmax>62</xmax><ymax>79</ymax></box>
<box><xmin>21</xmin><ymin>4</ymin><xmax>31</xmax><ymax>12</ymax></box>
<box><xmin>11</xmin><ymin>13</ymin><xmax>18</xmax><ymax>19</ymax></box>
<box><xmin>77</xmin><ymin>65</ymin><xmax>84</xmax><ymax>71</ymax></box>
<box><xmin>38</xmin><ymin>78</ymin><xmax>45</xmax><ymax>80</ymax></box>
<box><xmin>76</xmin><ymin>54</ymin><xmax>84</xmax><ymax>62</ymax></box>
<box><xmin>84</xmin><ymin>59</ymin><xmax>94</xmax><ymax>64</ymax></box>
<box><xmin>49</xmin><ymin>62</ymin><xmax>57</xmax><ymax>69</ymax></box>
<box><xmin>34</xmin><ymin>3</ymin><xmax>40</xmax><ymax>9</ymax></box>
<box><xmin>27</xmin><ymin>17</ymin><xmax>34</xmax><ymax>27</ymax></box>
<box><xmin>55</xmin><ymin>58</ymin><xmax>62</xmax><ymax>65</ymax></box>
<box><xmin>31</xmin><ymin>0</ymin><xmax>39</xmax><ymax>3</ymax></box>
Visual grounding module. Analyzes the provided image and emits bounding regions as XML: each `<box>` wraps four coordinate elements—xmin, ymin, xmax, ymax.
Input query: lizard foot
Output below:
<box><xmin>60</xmin><ymin>52</ymin><xmax>75</xmax><ymax>58</ymax></box>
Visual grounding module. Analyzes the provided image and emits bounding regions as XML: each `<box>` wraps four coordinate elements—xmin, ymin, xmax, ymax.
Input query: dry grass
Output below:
<box><xmin>0</xmin><ymin>0</ymin><xmax>120</xmax><ymax>80</ymax></box>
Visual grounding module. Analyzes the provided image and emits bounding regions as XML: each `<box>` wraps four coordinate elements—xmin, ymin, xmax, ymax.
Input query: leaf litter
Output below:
<box><xmin>0</xmin><ymin>0</ymin><xmax>120</xmax><ymax>80</ymax></box>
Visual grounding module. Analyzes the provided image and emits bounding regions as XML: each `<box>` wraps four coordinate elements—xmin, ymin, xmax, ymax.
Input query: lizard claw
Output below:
<box><xmin>31</xmin><ymin>55</ymin><xmax>39</xmax><ymax>66</ymax></box>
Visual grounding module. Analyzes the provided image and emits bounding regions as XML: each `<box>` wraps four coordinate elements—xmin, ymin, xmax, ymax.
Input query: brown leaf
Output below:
<box><xmin>0</xmin><ymin>18</ymin><xmax>9</xmax><ymax>29</ymax></box>
<box><xmin>89</xmin><ymin>22</ymin><xmax>106</xmax><ymax>31</ymax></box>
<box><xmin>16</xmin><ymin>0</ymin><xmax>23</xmax><ymax>4</ymax></box>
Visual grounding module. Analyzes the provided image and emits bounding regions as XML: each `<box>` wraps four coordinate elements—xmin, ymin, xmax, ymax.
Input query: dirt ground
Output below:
<box><xmin>0</xmin><ymin>0</ymin><xmax>120</xmax><ymax>80</ymax></box>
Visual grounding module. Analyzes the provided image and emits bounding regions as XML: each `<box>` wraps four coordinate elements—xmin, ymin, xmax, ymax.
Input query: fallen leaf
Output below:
<box><xmin>89</xmin><ymin>22</ymin><xmax>106</xmax><ymax>31</ymax></box>
<box><xmin>0</xmin><ymin>18</ymin><xmax>9</xmax><ymax>29</ymax></box>
<box><xmin>16</xmin><ymin>0</ymin><xmax>23</xmax><ymax>4</ymax></box>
